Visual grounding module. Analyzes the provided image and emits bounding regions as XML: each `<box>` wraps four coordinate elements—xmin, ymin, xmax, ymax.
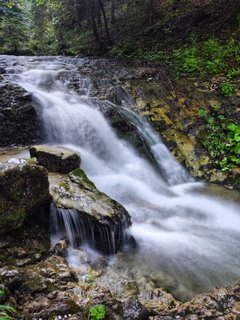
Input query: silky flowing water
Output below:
<box><xmin>3</xmin><ymin>56</ymin><xmax>240</xmax><ymax>301</ymax></box>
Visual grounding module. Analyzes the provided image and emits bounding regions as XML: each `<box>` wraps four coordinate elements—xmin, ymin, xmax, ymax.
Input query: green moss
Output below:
<box><xmin>59</xmin><ymin>181</ymin><xmax>70</xmax><ymax>191</ymax></box>
<box><xmin>69</xmin><ymin>168</ymin><xmax>96</xmax><ymax>191</ymax></box>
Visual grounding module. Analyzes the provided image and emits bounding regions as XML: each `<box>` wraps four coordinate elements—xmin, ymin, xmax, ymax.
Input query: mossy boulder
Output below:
<box><xmin>0</xmin><ymin>162</ymin><xmax>49</xmax><ymax>235</ymax></box>
<box><xmin>49</xmin><ymin>168</ymin><xmax>132</xmax><ymax>254</ymax></box>
<box><xmin>30</xmin><ymin>145</ymin><xmax>81</xmax><ymax>174</ymax></box>
<box><xmin>0</xmin><ymin>83</ymin><xmax>41</xmax><ymax>147</ymax></box>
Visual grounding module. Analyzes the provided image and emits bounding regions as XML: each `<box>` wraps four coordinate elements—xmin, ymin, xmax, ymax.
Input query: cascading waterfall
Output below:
<box><xmin>50</xmin><ymin>203</ymin><xmax>131</xmax><ymax>255</ymax></box>
<box><xmin>109</xmin><ymin>104</ymin><xmax>191</xmax><ymax>185</ymax></box>
<box><xmin>5</xmin><ymin>56</ymin><xmax>240</xmax><ymax>300</ymax></box>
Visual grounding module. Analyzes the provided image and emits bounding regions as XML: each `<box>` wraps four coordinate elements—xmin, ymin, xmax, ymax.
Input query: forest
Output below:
<box><xmin>0</xmin><ymin>0</ymin><xmax>240</xmax><ymax>56</ymax></box>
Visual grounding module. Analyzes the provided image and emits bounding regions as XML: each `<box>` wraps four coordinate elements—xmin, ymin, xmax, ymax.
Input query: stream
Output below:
<box><xmin>3</xmin><ymin>56</ymin><xmax>240</xmax><ymax>301</ymax></box>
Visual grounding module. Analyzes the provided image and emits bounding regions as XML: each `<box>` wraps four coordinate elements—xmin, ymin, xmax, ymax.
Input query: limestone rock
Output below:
<box><xmin>150</xmin><ymin>281</ymin><xmax>240</xmax><ymax>320</ymax></box>
<box><xmin>0</xmin><ymin>162</ymin><xmax>49</xmax><ymax>235</ymax></box>
<box><xmin>49</xmin><ymin>168</ymin><xmax>132</xmax><ymax>254</ymax></box>
<box><xmin>0</xmin><ymin>83</ymin><xmax>41</xmax><ymax>147</ymax></box>
<box><xmin>30</xmin><ymin>145</ymin><xmax>81</xmax><ymax>173</ymax></box>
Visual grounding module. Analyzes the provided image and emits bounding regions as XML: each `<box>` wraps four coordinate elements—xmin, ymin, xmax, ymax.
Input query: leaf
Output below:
<box><xmin>207</xmin><ymin>117</ymin><xmax>214</xmax><ymax>124</ymax></box>
<box><xmin>234</xmin><ymin>143</ymin><xmax>240</xmax><ymax>154</ymax></box>
<box><xmin>234</xmin><ymin>133</ymin><xmax>240</xmax><ymax>142</ymax></box>
<box><xmin>227</xmin><ymin>123</ymin><xmax>238</xmax><ymax>131</ymax></box>
<box><xmin>227</xmin><ymin>132</ymin><xmax>234</xmax><ymax>140</ymax></box>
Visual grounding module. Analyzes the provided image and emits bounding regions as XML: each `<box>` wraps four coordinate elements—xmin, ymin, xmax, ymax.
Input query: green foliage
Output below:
<box><xmin>227</xmin><ymin>68</ymin><xmax>240</xmax><ymax>78</ymax></box>
<box><xmin>0</xmin><ymin>305</ymin><xmax>16</xmax><ymax>320</ymax></box>
<box><xmin>205</xmin><ymin>59</ymin><xmax>226</xmax><ymax>75</ymax></box>
<box><xmin>172</xmin><ymin>37</ymin><xmax>240</xmax><ymax>79</ymax></box>
<box><xmin>182</xmin><ymin>57</ymin><xmax>199</xmax><ymax>73</ymax></box>
<box><xmin>219</xmin><ymin>82</ymin><xmax>235</xmax><ymax>96</ymax></box>
<box><xmin>180</xmin><ymin>47</ymin><xmax>199</xmax><ymax>73</ymax></box>
<box><xmin>198</xmin><ymin>109</ymin><xmax>208</xmax><ymax>117</ymax></box>
<box><xmin>198</xmin><ymin>108</ymin><xmax>240</xmax><ymax>172</ymax></box>
<box><xmin>89</xmin><ymin>304</ymin><xmax>106</xmax><ymax>320</ymax></box>
<box><xmin>202</xmin><ymin>38</ymin><xmax>224</xmax><ymax>60</ymax></box>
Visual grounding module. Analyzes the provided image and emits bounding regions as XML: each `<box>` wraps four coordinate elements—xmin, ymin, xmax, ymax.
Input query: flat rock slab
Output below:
<box><xmin>30</xmin><ymin>145</ymin><xmax>81</xmax><ymax>173</ymax></box>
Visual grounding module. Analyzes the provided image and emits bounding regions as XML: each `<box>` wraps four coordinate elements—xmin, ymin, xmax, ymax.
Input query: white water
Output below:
<box><xmin>4</xmin><ymin>56</ymin><xmax>240</xmax><ymax>300</ymax></box>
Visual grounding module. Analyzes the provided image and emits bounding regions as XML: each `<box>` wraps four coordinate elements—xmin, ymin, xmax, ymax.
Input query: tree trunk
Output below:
<box><xmin>99</xmin><ymin>0</ymin><xmax>111</xmax><ymax>44</ymax></box>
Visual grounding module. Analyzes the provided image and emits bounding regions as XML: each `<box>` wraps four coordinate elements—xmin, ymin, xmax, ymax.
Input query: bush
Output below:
<box><xmin>205</xmin><ymin>59</ymin><xmax>226</xmax><ymax>74</ymax></box>
<box><xmin>202</xmin><ymin>38</ymin><xmax>224</xmax><ymax>60</ymax></box>
<box><xmin>182</xmin><ymin>57</ymin><xmax>199</xmax><ymax>72</ymax></box>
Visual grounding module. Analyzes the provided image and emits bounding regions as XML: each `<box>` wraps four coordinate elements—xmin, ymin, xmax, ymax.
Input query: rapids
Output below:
<box><xmin>4</xmin><ymin>56</ymin><xmax>240</xmax><ymax>300</ymax></box>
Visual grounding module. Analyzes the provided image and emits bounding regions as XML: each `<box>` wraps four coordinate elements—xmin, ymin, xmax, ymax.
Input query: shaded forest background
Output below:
<box><xmin>0</xmin><ymin>0</ymin><xmax>240</xmax><ymax>57</ymax></box>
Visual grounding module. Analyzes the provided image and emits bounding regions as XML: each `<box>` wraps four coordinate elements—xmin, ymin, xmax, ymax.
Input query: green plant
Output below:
<box><xmin>182</xmin><ymin>57</ymin><xmax>199</xmax><ymax>72</ymax></box>
<box><xmin>198</xmin><ymin>109</ymin><xmax>208</xmax><ymax>117</ymax></box>
<box><xmin>0</xmin><ymin>305</ymin><xmax>16</xmax><ymax>320</ymax></box>
<box><xmin>219</xmin><ymin>82</ymin><xmax>235</xmax><ymax>96</ymax></box>
<box><xmin>89</xmin><ymin>304</ymin><xmax>106</xmax><ymax>320</ymax></box>
<box><xmin>205</xmin><ymin>59</ymin><xmax>226</xmax><ymax>74</ymax></box>
<box><xmin>198</xmin><ymin>109</ymin><xmax>240</xmax><ymax>172</ymax></box>
<box><xmin>202</xmin><ymin>38</ymin><xmax>224</xmax><ymax>60</ymax></box>
<box><xmin>227</xmin><ymin>68</ymin><xmax>240</xmax><ymax>78</ymax></box>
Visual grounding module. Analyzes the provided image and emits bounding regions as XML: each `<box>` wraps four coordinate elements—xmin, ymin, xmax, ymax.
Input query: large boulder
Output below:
<box><xmin>30</xmin><ymin>145</ymin><xmax>81</xmax><ymax>173</ymax></box>
<box><xmin>0</xmin><ymin>83</ymin><xmax>41</xmax><ymax>147</ymax></box>
<box><xmin>49</xmin><ymin>168</ymin><xmax>132</xmax><ymax>254</ymax></box>
<box><xmin>0</xmin><ymin>162</ymin><xmax>49</xmax><ymax>235</ymax></box>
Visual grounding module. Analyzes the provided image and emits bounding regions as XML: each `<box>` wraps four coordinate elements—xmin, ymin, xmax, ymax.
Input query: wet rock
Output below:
<box><xmin>52</xmin><ymin>240</ymin><xmax>69</xmax><ymax>257</ymax></box>
<box><xmin>122</xmin><ymin>299</ymin><xmax>149</xmax><ymax>320</ymax></box>
<box><xmin>150</xmin><ymin>281</ymin><xmax>240</xmax><ymax>319</ymax></box>
<box><xmin>30</xmin><ymin>145</ymin><xmax>81</xmax><ymax>173</ymax></box>
<box><xmin>0</xmin><ymin>83</ymin><xmax>41</xmax><ymax>147</ymax></box>
<box><xmin>0</xmin><ymin>162</ymin><xmax>49</xmax><ymax>235</ymax></box>
<box><xmin>140</xmin><ymin>288</ymin><xmax>180</xmax><ymax>314</ymax></box>
<box><xmin>49</xmin><ymin>168</ymin><xmax>132</xmax><ymax>254</ymax></box>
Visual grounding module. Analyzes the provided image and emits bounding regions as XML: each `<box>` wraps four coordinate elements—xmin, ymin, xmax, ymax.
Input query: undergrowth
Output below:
<box><xmin>198</xmin><ymin>106</ymin><xmax>240</xmax><ymax>172</ymax></box>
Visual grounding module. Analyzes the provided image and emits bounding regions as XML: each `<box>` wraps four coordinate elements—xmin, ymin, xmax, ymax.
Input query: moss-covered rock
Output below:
<box><xmin>49</xmin><ymin>168</ymin><xmax>132</xmax><ymax>254</ymax></box>
<box><xmin>0</xmin><ymin>162</ymin><xmax>49</xmax><ymax>235</ymax></box>
<box><xmin>30</xmin><ymin>145</ymin><xmax>81</xmax><ymax>174</ymax></box>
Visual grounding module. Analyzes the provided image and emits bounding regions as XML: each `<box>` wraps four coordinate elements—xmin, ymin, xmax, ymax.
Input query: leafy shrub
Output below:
<box><xmin>227</xmin><ymin>68</ymin><xmax>240</xmax><ymax>78</ymax></box>
<box><xmin>202</xmin><ymin>38</ymin><xmax>226</xmax><ymax>60</ymax></box>
<box><xmin>182</xmin><ymin>57</ymin><xmax>199</xmax><ymax>72</ymax></box>
<box><xmin>205</xmin><ymin>59</ymin><xmax>226</xmax><ymax>74</ymax></box>
<box><xmin>198</xmin><ymin>109</ymin><xmax>240</xmax><ymax>172</ymax></box>
<box><xmin>198</xmin><ymin>109</ymin><xmax>208</xmax><ymax>117</ymax></box>
<box><xmin>219</xmin><ymin>82</ymin><xmax>235</xmax><ymax>96</ymax></box>
<box><xmin>89</xmin><ymin>304</ymin><xmax>106</xmax><ymax>320</ymax></box>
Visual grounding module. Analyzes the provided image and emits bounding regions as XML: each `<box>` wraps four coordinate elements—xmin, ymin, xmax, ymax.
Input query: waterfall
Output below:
<box><xmin>110</xmin><ymin>105</ymin><xmax>192</xmax><ymax>185</ymax></box>
<box><xmin>50</xmin><ymin>203</ymin><xmax>130</xmax><ymax>255</ymax></box>
<box><xmin>5</xmin><ymin>56</ymin><xmax>240</xmax><ymax>300</ymax></box>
